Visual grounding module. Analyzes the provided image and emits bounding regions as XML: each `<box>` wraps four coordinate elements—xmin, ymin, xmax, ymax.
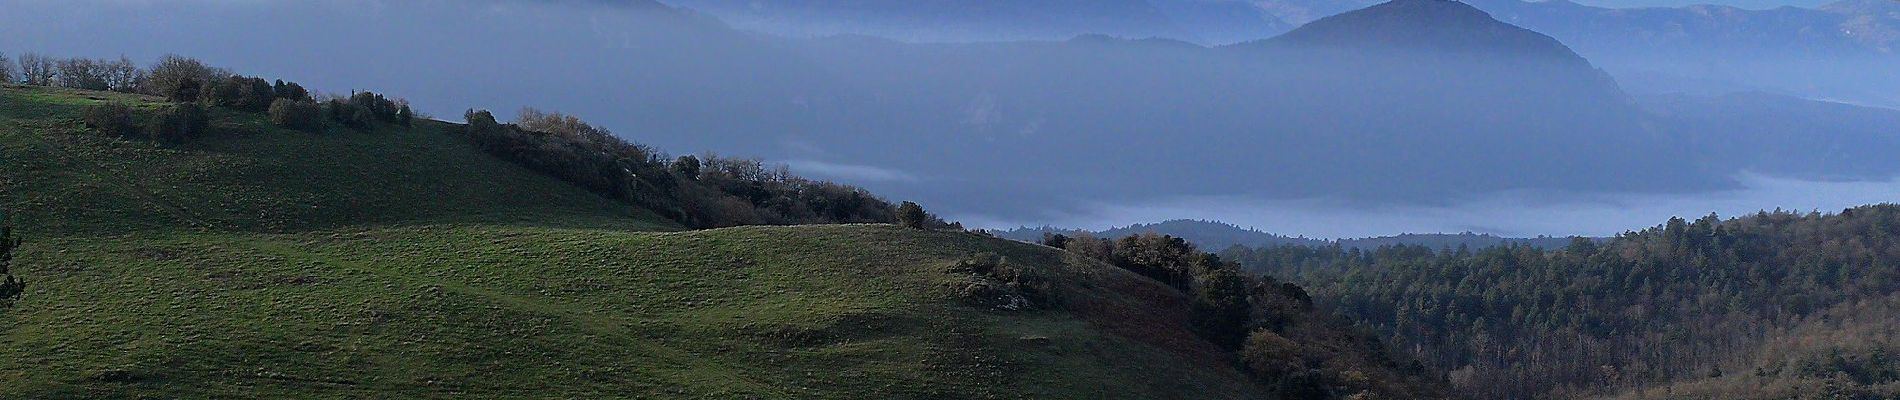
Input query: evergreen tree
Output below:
<box><xmin>896</xmin><ymin>201</ymin><xmax>927</xmax><ymax>229</ymax></box>
<box><xmin>397</xmin><ymin>104</ymin><xmax>414</xmax><ymax>127</ymax></box>
<box><xmin>672</xmin><ymin>155</ymin><xmax>702</xmax><ymax>179</ymax></box>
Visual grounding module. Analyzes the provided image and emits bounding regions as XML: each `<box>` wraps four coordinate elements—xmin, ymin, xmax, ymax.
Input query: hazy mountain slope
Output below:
<box><xmin>999</xmin><ymin>220</ymin><xmax>1577</xmax><ymax>252</ymax></box>
<box><xmin>998</xmin><ymin>220</ymin><xmax>1327</xmax><ymax>250</ymax></box>
<box><xmin>1462</xmin><ymin>0</ymin><xmax>1900</xmax><ymax>107</ymax></box>
<box><xmin>1640</xmin><ymin>92</ymin><xmax>1900</xmax><ymax>180</ymax></box>
<box><xmin>659</xmin><ymin>0</ymin><xmax>1290</xmax><ymax>44</ymax></box>
<box><xmin>0</xmin><ymin>85</ymin><xmax>1447</xmax><ymax>398</ymax></box>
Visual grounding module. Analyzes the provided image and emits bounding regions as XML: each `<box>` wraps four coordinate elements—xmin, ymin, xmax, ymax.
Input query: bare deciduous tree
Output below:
<box><xmin>16</xmin><ymin>53</ymin><xmax>56</xmax><ymax>86</ymax></box>
<box><xmin>101</xmin><ymin>56</ymin><xmax>144</xmax><ymax>93</ymax></box>
<box><xmin>0</xmin><ymin>52</ymin><xmax>14</xmax><ymax>84</ymax></box>
<box><xmin>144</xmin><ymin>54</ymin><xmax>227</xmax><ymax>101</ymax></box>
<box><xmin>55</xmin><ymin>58</ymin><xmax>108</xmax><ymax>90</ymax></box>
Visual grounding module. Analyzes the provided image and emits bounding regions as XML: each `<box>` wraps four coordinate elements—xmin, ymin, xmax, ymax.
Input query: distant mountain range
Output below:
<box><xmin>1466</xmin><ymin>0</ymin><xmax>1900</xmax><ymax>106</ymax></box>
<box><xmin>660</xmin><ymin>0</ymin><xmax>1900</xmax><ymax>107</ymax></box>
<box><xmin>995</xmin><ymin>219</ymin><xmax>1579</xmax><ymax>251</ymax></box>
<box><xmin>658</xmin><ymin>0</ymin><xmax>1291</xmax><ymax>45</ymax></box>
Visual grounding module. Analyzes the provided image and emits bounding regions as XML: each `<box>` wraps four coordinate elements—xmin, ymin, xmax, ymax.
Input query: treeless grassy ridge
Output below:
<box><xmin>0</xmin><ymin>85</ymin><xmax>1271</xmax><ymax>398</ymax></box>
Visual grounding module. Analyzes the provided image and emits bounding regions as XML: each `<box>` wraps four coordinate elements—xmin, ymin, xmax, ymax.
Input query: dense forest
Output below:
<box><xmin>1038</xmin><ymin>232</ymin><xmax>1447</xmax><ymax>398</ymax></box>
<box><xmin>1226</xmin><ymin>205</ymin><xmax>1900</xmax><ymax>399</ymax></box>
<box><xmin>4</xmin><ymin>51</ymin><xmax>904</xmax><ymax>230</ymax></box>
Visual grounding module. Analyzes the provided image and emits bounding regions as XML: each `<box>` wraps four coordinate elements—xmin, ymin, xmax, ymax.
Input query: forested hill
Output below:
<box><xmin>1228</xmin><ymin>205</ymin><xmax>1900</xmax><ymax>399</ymax></box>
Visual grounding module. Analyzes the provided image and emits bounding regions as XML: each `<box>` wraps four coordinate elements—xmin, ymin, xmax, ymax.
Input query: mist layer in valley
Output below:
<box><xmin>9</xmin><ymin>0</ymin><xmax>1898</xmax><ymax>238</ymax></box>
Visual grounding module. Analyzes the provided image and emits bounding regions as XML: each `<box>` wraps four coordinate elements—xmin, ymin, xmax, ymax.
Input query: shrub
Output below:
<box><xmin>950</xmin><ymin>253</ymin><xmax>1056</xmax><ymax>310</ymax></box>
<box><xmin>148</xmin><ymin>103</ymin><xmax>209</xmax><ymax>144</ymax></box>
<box><xmin>268</xmin><ymin>98</ymin><xmax>322</xmax><ymax>131</ymax></box>
<box><xmin>81</xmin><ymin>102</ymin><xmax>138</xmax><ymax>138</ymax></box>
<box><xmin>897</xmin><ymin>201</ymin><xmax>927</xmax><ymax>229</ymax></box>
<box><xmin>0</xmin><ymin>224</ymin><xmax>22</xmax><ymax>308</ymax></box>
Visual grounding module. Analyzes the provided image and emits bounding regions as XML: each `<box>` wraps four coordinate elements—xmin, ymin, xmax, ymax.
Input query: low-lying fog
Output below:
<box><xmin>963</xmin><ymin>173</ymin><xmax>1900</xmax><ymax>239</ymax></box>
<box><xmin>7</xmin><ymin>0</ymin><xmax>1898</xmax><ymax>239</ymax></box>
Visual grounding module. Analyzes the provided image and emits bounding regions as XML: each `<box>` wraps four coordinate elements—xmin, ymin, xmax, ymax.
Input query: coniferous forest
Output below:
<box><xmin>1227</xmin><ymin>206</ymin><xmax>1900</xmax><ymax>398</ymax></box>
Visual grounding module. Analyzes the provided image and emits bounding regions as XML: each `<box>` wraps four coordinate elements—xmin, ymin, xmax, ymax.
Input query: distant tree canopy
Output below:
<box><xmin>459</xmin><ymin>108</ymin><xmax>902</xmax><ymax>228</ymax></box>
<box><xmin>1225</xmin><ymin>205</ymin><xmax>1900</xmax><ymax>399</ymax></box>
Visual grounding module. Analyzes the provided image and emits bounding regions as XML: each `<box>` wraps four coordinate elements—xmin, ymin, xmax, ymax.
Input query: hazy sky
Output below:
<box><xmin>1575</xmin><ymin>0</ymin><xmax>1837</xmax><ymax>8</ymax></box>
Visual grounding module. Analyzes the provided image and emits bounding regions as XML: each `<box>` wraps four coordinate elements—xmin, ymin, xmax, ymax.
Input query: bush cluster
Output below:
<box><xmin>81</xmin><ymin>102</ymin><xmax>138</xmax><ymax>138</ymax></box>
<box><xmin>459</xmin><ymin>108</ymin><xmax>901</xmax><ymax>228</ymax></box>
<box><xmin>268</xmin><ymin>98</ymin><xmax>323</xmax><ymax>131</ymax></box>
<box><xmin>148</xmin><ymin>103</ymin><xmax>209</xmax><ymax>144</ymax></box>
<box><xmin>30</xmin><ymin>52</ymin><xmax>912</xmax><ymax>230</ymax></box>
<box><xmin>950</xmin><ymin>253</ymin><xmax>1055</xmax><ymax>310</ymax></box>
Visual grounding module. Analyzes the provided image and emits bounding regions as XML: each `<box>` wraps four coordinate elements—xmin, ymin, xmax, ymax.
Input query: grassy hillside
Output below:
<box><xmin>0</xmin><ymin>84</ymin><xmax>675</xmax><ymax>235</ymax></box>
<box><xmin>0</xmin><ymin>85</ymin><xmax>1276</xmax><ymax>398</ymax></box>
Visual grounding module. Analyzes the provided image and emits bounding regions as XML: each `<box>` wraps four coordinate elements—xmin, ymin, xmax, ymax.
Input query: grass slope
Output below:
<box><xmin>0</xmin><ymin>84</ymin><xmax>675</xmax><ymax>235</ymax></box>
<box><xmin>0</xmin><ymin>86</ymin><xmax>1268</xmax><ymax>398</ymax></box>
